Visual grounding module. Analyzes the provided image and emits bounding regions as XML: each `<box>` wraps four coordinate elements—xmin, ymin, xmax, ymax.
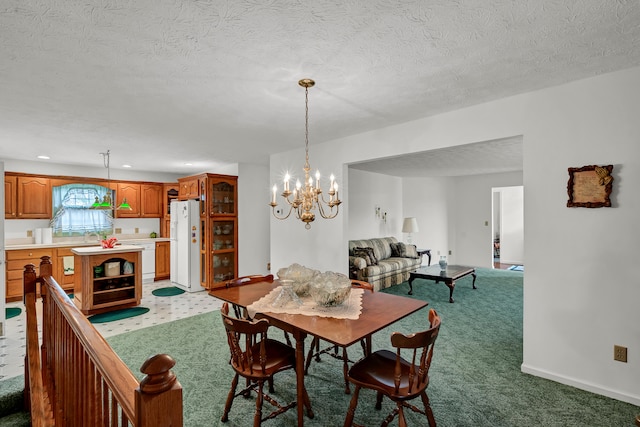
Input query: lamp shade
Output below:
<box><xmin>402</xmin><ymin>217</ymin><xmax>419</xmax><ymax>233</ymax></box>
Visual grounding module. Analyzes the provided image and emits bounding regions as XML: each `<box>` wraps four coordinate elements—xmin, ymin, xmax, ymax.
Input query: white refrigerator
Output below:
<box><xmin>170</xmin><ymin>200</ymin><xmax>203</xmax><ymax>292</ymax></box>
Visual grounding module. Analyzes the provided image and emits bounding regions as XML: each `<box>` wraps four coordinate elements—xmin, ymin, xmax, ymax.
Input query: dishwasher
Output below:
<box><xmin>130</xmin><ymin>242</ymin><xmax>156</xmax><ymax>283</ymax></box>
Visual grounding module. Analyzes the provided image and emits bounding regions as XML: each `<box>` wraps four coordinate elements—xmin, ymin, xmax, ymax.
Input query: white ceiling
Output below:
<box><xmin>1</xmin><ymin>1</ymin><xmax>640</xmax><ymax>176</ymax></box>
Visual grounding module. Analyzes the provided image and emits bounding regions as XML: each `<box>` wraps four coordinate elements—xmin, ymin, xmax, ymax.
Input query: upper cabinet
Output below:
<box><xmin>178</xmin><ymin>177</ymin><xmax>199</xmax><ymax>200</ymax></box>
<box><xmin>209</xmin><ymin>177</ymin><xmax>237</xmax><ymax>216</ymax></box>
<box><xmin>141</xmin><ymin>184</ymin><xmax>163</xmax><ymax>217</ymax></box>
<box><xmin>5</xmin><ymin>174</ymin><xmax>17</xmax><ymax>218</ymax></box>
<box><xmin>115</xmin><ymin>183</ymin><xmax>141</xmax><ymax>218</ymax></box>
<box><xmin>115</xmin><ymin>183</ymin><xmax>162</xmax><ymax>218</ymax></box>
<box><xmin>17</xmin><ymin>176</ymin><xmax>52</xmax><ymax>219</ymax></box>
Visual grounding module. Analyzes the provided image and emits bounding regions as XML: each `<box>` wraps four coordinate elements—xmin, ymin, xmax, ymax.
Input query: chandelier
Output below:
<box><xmin>90</xmin><ymin>150</ymin><xmax>132</xmax><ymax>210</ymax></box>
<box><xmin>270</xmin><ymin>79</ymin><xmax>341</xmax><ymax>229</ymax></box>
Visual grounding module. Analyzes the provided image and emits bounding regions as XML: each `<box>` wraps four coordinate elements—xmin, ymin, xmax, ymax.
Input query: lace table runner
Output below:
<box><xmin>247</xmin><ymin>287</ymin><xmax>364</xmax><ymax>320</ymax></box>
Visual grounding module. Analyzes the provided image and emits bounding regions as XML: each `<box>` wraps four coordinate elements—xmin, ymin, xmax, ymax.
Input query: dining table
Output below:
<box><xmin>209</xmin><ymin>280</ymin><xmax>428</xmax><ymax>426</ymax></box>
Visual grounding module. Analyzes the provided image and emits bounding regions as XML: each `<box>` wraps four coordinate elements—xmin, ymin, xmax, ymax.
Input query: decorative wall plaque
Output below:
<box><xmin>567</xmin><ymin>165</ymin><xmax>613</xmax><ymax>208</ymax></box>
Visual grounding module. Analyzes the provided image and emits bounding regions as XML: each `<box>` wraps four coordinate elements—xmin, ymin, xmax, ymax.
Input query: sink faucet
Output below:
<box><xmin>84</xmin><ymin>232</ymin><xmax>101</xmax><ymax>243</ymax></box>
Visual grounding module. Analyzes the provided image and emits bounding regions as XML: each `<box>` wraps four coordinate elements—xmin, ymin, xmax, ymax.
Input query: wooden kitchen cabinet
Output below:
<box><xmin>155</xmin><ymin>241</ymin><xmax>170</xmax><ymax>280</ymax></box>
<box><xmin>161</xmin><ymin>184</ymin><xmax>179</xmax><ymax>237</ymax></box>
<box><xmin>115</xmin><ymin>182</ymin><xmax>141</xmax><ymax>217</ymax></box>
<box><xmin>72</xmin><ymin>246</ymin><xmax>142</xmax><ymax>315</ymax></box>
<box><xmin>55</xmin><ymin>247</ymin><xmax>77</xmax><ymax>291</ymax></box>
<box><xmin>141</xmin><ymin>184</ymin><xmax>162</xmax><ymax>217</ymax></box>
<box><xmin>4</xmin><ymin>174</ymin><xmax>17</xmax><ymax>218</ymax></box>
<box><xmin>6</xmin><ymin>248</ymin><xmax>54</xmax><ymax>301</ymax></box>
<box><xmin>17</xmin><ymin>176</ymin><xmax>51</xmax><ymax>219</ymax></box>
<box><xmin>178</xmin><ymin>177</ymin><xmax>199</xmax><ymax>200</ymax></box>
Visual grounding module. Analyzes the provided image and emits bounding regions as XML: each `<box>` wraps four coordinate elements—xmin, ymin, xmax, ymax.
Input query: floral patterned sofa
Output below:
<box><xmin>348</xmin><ymin>236</ymin><xmax>422</xmax><ymax>291</ymax></box>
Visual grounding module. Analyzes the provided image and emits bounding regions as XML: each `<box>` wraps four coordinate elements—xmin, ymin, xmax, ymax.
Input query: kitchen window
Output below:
<box><xmin>51</xmin><ymin>184</ymin><xmax>113</xmax><ymax>236</ymax></box>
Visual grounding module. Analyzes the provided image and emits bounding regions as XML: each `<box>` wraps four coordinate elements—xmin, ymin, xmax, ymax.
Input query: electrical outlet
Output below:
<box><xmin>115</xmin><ymin>228</ymin><xmax>122</xmax><ymax>234</ymax></box>
<box><xmin>135</xmin><ymin>227</ymin><xmax>139</xmax><ymax>233</ymax></box>
<box><xmin>27</xmin><ymin>230</ymin><xmax>33</xmax><ymax>237</ymax></box>
<box><xmin>485</xmin><ymin>220</ymin><xmax>489</xmax><ymax>226</ymax></box>
<box><xmin>267</xmin><ymin>263</ymin><xmax>271</xmax><ymax>271</ymax></box>
<box><xmin>614</xmin><ymin>345</ymin><xmax>627</xmax><ymax>362</ymax></box>
<box><xmin>448</xmin><ymin>250</ymin><xmax>452</xmax><ymax>255</ymax></box>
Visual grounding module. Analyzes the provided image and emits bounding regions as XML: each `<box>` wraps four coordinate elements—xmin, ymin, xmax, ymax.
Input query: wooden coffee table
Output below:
<box><xmin>408</xmin><ymin>265</ymin><xmax>477</xmax><ymax>303</ymax></box>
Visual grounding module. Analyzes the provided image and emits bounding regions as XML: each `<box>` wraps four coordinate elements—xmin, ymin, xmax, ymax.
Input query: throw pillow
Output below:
<box><xmin>405</xmin><ymin>244</ymin><xmax>419</xmax><ymax>259</ymax></box>
<box><xmin>390</xmin><ymin>242</ymin><xmax>407</xmax><ymax>257</ymax></box>
<box><xmin>352</xmin><ymin>247</ymin><xmax>378</xmax><ymax>266</ymax></box>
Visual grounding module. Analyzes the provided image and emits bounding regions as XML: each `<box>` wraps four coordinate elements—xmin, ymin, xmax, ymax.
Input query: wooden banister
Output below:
<box><xmin>24</xmin><ymin>256</ymin><xmax>183</xmax><ymax>426</ymax></box>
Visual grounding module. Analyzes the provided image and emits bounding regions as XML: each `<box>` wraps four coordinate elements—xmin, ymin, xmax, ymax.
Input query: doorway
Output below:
<box><xmin>492</xmin><ymin>186</ymin><xmax>524</xmax><ymax>269</ymax></box>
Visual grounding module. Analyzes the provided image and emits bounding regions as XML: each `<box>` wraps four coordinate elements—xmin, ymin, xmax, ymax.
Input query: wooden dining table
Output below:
<box><xmin>209</xmin><ymin>280</ymin><xmax>428</xmax><ymax>426</ymax></box>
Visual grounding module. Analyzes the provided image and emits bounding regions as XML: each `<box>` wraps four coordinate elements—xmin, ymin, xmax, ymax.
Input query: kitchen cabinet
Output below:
<box><xmin>55</xmin><ymin>247</ymin><xmax>77</xmax><ymax>291</ymax></box>
<box><xmin>155</xmin><ymin>241</ymin><xmax>170</xmax><ymax>280</ymax></box>
<box><xmin>141</xmin><ymin>184</ymin><xmax>163</xmax><ymax>217</ymax></box>
<box><xmin>17</xmin><ymin>176</ymin><xmax>51</xmax><ymax>219</ymax></box>
<box><xmin>115</xmin><ymin>182</ymin><xmax>141</xmax><ymax>217</ymax></box>
<box><xmin>4</xmin><ymin>174</ymin><xmax>17</xmax><ymax>218</ymax></box>
<box><xmin>161</xmin><ymin>184</ymin><xmax>179</xmax><ymax>237</ymax></box>
<box><xmin>72</xmin><ymin>245</ymin><xmax>142</xmax><ymax>315</ymax></box>
<box><xmin>178</xmin><ymin>177</ymin><xmax>199</xmax><ymax>200</ymax></box>
<box><xmin>6</xmin><ymin>248</ymin><xmax>54</xmax><ymax>301</ymax></box>
<box><xmin>204</xmin><ymin>174</ymin><xmax>238</xmax><ymax>289</ymax></box>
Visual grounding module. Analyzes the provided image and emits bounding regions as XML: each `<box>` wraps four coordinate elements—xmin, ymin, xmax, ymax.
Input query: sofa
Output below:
<box><xmin>348</xmin><ymin>237</ymin><xmax>422</xmax><ymax>291</ymax></box>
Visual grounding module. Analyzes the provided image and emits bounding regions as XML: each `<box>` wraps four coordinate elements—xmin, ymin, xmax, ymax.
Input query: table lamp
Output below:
<box><xmin>402</xmin><ymin>217</ymin><xmax>419</xmax><ymax>244</ymax></box>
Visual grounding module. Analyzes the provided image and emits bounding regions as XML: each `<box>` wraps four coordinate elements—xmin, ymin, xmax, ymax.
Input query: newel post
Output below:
<box><xmin>135</xmin><ymin>354</ymin><xmax>183</xmax><ymax>427</ymax></box>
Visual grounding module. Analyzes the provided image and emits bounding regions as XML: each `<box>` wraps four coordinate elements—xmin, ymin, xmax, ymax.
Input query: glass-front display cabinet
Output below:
<box><xmin>210</xmin><ymin>179</ymin><xmax>236</xmax><ymax>216</ymax></box>
<box><xmin>211</xmin><ymin>218</ymin><xmax>237</xmax><ymax>284</ymax></box>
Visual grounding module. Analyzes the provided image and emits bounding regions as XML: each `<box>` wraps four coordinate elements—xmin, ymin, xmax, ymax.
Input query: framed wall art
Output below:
<box><xmin>567</xmin><ymin>165</ymin><xmax>613</xmax><ymax>208</ymax></box>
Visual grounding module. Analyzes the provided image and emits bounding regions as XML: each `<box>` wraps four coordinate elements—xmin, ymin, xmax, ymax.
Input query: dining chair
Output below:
<box><xmin>304</xmin><ymin>279</ymin><xmax>374</xmax><ymax>394</ymax></box>
<box><xmin>343</xmin><ymin>308</ymin><xmax>441</xmax><ymax>427</ymax></box>
<box><xmin>219</xmin><ymin>302</ymin><xmax>313</xmax><ymax>426</ymax></box>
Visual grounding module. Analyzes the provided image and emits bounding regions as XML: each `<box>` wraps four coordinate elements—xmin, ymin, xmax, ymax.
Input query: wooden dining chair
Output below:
<box><xmin>304</xmin><ymin>279</ymin><xmax>374</xmax><ymax>394</ymax></box>
<box><xmin>343</xmin><ymin>308</ymin><xmax>441</xmax><ymax>427</ymax></box>
<box><xmin>219</xmin><ymin>302</ymin><xmax>313</xmax><ymax>426</ymax></box>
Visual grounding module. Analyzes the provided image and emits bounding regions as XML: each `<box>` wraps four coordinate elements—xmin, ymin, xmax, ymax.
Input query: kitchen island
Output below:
<box><xmin>71</xmin><ymin>245</ymin><xmax>143</xmax><ymax>315</ymax></box>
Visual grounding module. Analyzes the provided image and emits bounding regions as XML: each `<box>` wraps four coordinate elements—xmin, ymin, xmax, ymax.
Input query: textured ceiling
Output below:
<box><xmin>1</xmin><ymin>1</ymin><xmax>640</xmax><ymax>175</ymax></box>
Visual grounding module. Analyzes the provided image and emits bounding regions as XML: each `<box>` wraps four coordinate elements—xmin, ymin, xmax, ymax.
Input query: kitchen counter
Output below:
<box><xmin>5</xmin><ymin>237</ymin><xmax>170</xmax><ymax>251</ymax></box>
<box><xmin>70</xmin><ymin>245</ymin><xmax>144</xmax><ymax>256</ymax></box>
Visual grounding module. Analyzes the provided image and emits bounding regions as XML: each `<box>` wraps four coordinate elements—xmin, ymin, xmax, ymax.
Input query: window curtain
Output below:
<box><xmin>51</xmin><ymin>184</ymin><xmax>113</xmax><ymax>236</ymax></box>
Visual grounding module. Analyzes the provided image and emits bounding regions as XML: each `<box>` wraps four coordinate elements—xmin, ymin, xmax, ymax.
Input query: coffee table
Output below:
<box><xmin>408</xmin><ymin>265</ymin><xmax>477</xmax><ymax>303</ymax></box>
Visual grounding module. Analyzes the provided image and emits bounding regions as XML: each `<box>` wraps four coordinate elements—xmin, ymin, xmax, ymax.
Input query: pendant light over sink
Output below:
<box><xmin>90</xmin><ymin>150</ymin><xmax>132</xmax><ymax>211</ymax></box>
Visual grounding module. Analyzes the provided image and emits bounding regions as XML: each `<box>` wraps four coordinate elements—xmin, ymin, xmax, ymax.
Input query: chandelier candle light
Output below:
<box><xmin>270</xmin><ymin>79</ymin><xmax>341</xmax><ymax>229</ymax></box>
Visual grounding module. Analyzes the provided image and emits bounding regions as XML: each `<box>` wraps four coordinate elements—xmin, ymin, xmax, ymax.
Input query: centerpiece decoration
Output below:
<box><xmin>309</xmin><ymin>271</ymin><xmax>351</xmax><ymax>306</ymax></box>
<box><xmin>277</xmin><ymin>263</ymin><xmax>319</xmax><ymax>297</ymax></box>
<box><xmin>101</xmin><ymin>237</ymin><xmax>118</xmax><ymax>249</ymax></box>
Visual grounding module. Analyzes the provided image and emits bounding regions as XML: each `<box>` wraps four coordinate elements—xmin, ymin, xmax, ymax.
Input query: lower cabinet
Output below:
<box><xmin>72</xmin><ymin>247</ymin><xmax>142</xmax><ymax>315</ymax></box>
<box><xmin>155</xmin><ymin>241</ymin><xmax>170</xmax><ymax>281</ymax></box>
<box><xmin>6</xmin><ymin>248</ymin><xmax>54</xmax><ymax>302</ymax></box>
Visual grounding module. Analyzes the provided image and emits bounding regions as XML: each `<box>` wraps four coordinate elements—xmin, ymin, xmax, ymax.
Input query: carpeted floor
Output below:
<box><xmin>105</xmin><ymin>268</ymin><xmax>639</xmax><ymax>426</ymax></box>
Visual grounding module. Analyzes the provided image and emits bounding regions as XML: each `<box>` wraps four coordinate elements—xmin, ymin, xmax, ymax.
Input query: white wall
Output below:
<box><xmin>270</xmin><ymin>65</ymin><xmax>640</xmax><ymax>405</ymax></box>
<box><xmin>348</xmin><ymin>168</ymin><xmax>402</xmax><ymax>240</ymax></box>
<box><xmin>237</xmin><ymin>163</ymin><xmax>270</xmax><ymax>276</ymax></box>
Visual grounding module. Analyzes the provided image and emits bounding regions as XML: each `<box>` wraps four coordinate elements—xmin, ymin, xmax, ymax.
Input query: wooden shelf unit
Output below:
<box><xmin>72</xmin><ymin>246</ymin><xmax>142</xmax><ymax>315</ymax></box>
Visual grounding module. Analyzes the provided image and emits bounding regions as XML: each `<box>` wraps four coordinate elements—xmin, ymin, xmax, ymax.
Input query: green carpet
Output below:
<box><xmin>151</xmin><ymin>286</ymin><xmax>186</xmax><ymax>297</ymax></box>
<box><xmin>88</xmin><ymin>307</ymin><xmax>149</xmax><ymax>324</ymax></box>
<box><xmin>103</xmin><ymin>268</ymin><xmax>639</xmax><ymax>426</ymax></box>
<box><xmin>5</xmin><ymin>308</ymin><xmax>21</xmax><ymax>319</ymax></box>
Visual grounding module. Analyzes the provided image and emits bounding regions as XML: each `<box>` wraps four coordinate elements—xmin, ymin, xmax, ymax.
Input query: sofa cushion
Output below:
<box><xmin>352</xmin><ymin>247</ymin><xmax>378</xmax><ymax>266</ymax></box>
<box><xmin>390</xmin><ymin>242</ymin><xmax>419</xmax><ymax>259</ymax></box>
<box><xmin>349</xmin><ymin>237</ymin><xmax>397</xmax><ymax>261</ymax></box>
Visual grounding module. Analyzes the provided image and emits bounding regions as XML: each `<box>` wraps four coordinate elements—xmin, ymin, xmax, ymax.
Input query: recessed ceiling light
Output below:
<box><xmin>37</xmin><ymin>155</ymin><xmax>50</xmax><ymax>160</ymax></box>
<box><xmin>122</xmin><ymin>164</ymin><xmax>132</xmax><ymax>168</ymax></box>
<box><xmin>184</xmin><ymin>162</ymin><xmax>193</xmax><ymax>166</ymax></box>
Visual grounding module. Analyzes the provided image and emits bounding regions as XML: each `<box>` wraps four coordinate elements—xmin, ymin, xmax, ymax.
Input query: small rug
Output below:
<box><xmin>152</xmin><ymin>286</ymin><xmax>185</xmax><ymax>297</ymax></box>
<box><xmin>88</xmin><ymin>307</ymin><xmax>149</xmax><ymax>324</ymax></box>
<box><xmin>6</xmin><ymin>307</ymin><xmax>22</xmax><ymax>319</ymax></box>
<box><xmin>508</xmin><ymin>265</ymin><xmax>524</xmax><ymax>271</ymax></box>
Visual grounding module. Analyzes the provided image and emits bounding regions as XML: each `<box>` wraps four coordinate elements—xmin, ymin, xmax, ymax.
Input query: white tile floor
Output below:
<box><xmin>0</xmin><ymin>280</ymin><xmax>223</xmax><ymax>381</ymax></box>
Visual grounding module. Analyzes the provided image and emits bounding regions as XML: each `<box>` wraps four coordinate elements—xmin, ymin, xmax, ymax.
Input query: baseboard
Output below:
<box><xmin>521</xmin><ymin>363</ymin><xmax>640</xmax><ymax>406</ymax></box>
